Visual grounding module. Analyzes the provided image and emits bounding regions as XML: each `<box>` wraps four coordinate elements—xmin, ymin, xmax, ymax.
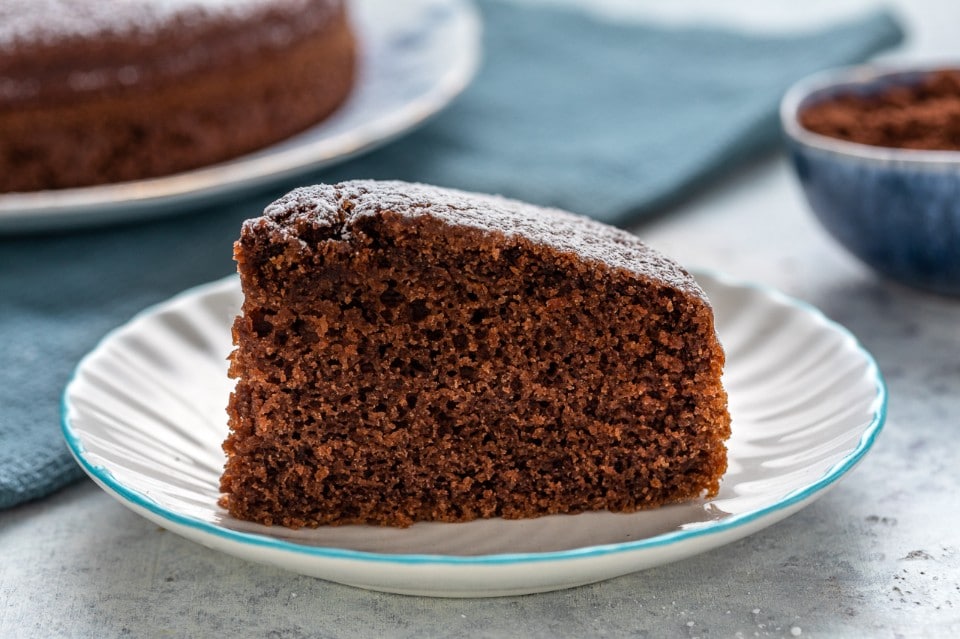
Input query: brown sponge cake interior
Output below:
<box><xmin>221</xmin><ymin>181</ymin><xmax>730</xmax><ymax>528</ymax></box>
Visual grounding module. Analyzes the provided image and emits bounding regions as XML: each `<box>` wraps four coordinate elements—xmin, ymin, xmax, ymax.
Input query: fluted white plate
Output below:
<box><xmin>62</xmin><ymin>271</ymin><xmax>886</xmax><ymax>597</ymax></box>
<box><xmin>0</xmin><ymin>0</ymin><xmax>480</xmax><ymax>232</ymax></box>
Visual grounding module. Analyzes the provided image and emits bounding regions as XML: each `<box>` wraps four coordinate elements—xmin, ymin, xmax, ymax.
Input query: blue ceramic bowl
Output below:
<box><xmin>781</xmin><ymin>65</ymin><xmax>960</xmax><ymax>296</ymax></box>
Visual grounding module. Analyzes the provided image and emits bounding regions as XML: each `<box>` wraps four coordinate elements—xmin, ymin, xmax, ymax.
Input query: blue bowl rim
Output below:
<box><xmin>781</xmin><ymin>62</ymin><xmax>960</xmax><ymax>166</ymax></box>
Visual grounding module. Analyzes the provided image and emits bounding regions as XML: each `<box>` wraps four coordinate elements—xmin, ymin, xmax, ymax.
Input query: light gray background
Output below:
<box><xmin>3</xmin><ymin>1</ymin><xmax>959</xmax><ymax>637</ymax></box>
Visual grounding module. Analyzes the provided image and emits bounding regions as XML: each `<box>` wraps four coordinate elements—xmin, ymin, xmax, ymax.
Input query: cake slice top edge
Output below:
<box><xmin>244</xmin><ymin>180</ymin><xmax>707</xmax><ymax>302</ymax></box>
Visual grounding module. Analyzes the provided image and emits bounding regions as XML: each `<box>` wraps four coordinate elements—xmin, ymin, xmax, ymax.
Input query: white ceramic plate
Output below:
<box><xmin>62</xmin><ymin>271</ymin><xmax>886</xmax><ymax>597</ymax></box>
<box><xmin>0</xmin><ymin>0</ymin><xmax>480</xmax><ymax>232</ymax></box>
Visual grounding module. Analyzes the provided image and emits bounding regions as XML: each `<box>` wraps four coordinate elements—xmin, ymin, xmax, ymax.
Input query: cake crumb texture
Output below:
<box><xmin>221</xmin><ymin>181</ymin><xmax>730</xmax><ymax>528</ymax></box>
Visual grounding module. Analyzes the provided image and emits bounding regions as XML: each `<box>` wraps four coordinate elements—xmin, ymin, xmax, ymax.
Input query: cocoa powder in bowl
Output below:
<box><xmin>799</xmin><ymin>69</ymin><xmax>960</xmax><ymax>150</ymax></box>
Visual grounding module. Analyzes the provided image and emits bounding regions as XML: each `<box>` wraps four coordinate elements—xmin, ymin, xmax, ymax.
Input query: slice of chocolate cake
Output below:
<box><xmin>221</xmin><ymin>180</ymin><xmax>730</xmax><ymax>528</ymax></box>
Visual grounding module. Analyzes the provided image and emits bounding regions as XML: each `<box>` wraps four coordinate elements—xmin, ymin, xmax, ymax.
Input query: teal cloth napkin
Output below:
<box><xmin>0</xmin><ymin>2</ymin><xmax>903</xmax><ymax>509</ymax></box>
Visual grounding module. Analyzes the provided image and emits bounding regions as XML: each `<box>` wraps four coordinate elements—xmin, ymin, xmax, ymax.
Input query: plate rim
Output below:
<box><xmin>0</xmin><ymin>0</ymin><xmax>481</xmax><ymax>230</ymax></box>
<box><xmin>60</xmin><ymin>270</ymin><xmax>888</xmax><ymax>566</ymax></box>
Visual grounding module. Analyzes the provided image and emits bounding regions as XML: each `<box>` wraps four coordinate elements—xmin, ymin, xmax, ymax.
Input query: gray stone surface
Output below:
<box><xmin>4</xmin><ymin>2</ymin><xmax>960</xmax><ymax>637</ymax></box>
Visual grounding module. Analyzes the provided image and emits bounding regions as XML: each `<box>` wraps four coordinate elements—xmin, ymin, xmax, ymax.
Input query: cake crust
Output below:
<box><xmin>222</xmin><ymin>181</ymin><xmax>731</xmax><ymax>528</ymax></box>
<box><xmin>0</xmin><ymin>0</ymin><xmax>354</xmax><ymax>192</ymax></box>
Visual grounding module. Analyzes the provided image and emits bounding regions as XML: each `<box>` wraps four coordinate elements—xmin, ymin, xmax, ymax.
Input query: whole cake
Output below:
<box><xmin>0</xmin><ymin>0</ymin><xmax>355</xmax><ymax>193</ymax></box>
<box><xmin>221</xmin><ymin>181</ymin><xmax>731</xmax><ymax>528</ymax></box>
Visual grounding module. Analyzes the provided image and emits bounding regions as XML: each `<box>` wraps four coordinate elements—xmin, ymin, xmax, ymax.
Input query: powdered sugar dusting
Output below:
<box><xmin>0</xmin><ymin>0</ymin><xmax>328</xmax><ymax>49</ymax></box>
<box><xmin>254</xmin><ymin>180</ymin><xmax>706</xmax><ymax>300</ymax></box>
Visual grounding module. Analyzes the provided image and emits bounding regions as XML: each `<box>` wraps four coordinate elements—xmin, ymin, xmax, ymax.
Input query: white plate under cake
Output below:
<box><xmin>62</xmin><ymin>271</ymin><xmax>885</xmax><ymax>597</ymax></box>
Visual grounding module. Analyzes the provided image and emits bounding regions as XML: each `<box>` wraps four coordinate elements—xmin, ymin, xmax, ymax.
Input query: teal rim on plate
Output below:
<box><xmin>60</xmin><ymin>270</ymin><xmax>887</xmax><ymax>566</ymax></box>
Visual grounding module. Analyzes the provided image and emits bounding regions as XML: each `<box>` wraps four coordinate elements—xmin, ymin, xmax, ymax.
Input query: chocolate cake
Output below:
<box><xmin>221</xmin><ymin>181</ymin><xmax>731</xmax><ymax>528</ymax></box>
<box><xmin>0</xmin><ymin>0</ymin><xmax>355</xmax><ymax>193</ymax></box>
